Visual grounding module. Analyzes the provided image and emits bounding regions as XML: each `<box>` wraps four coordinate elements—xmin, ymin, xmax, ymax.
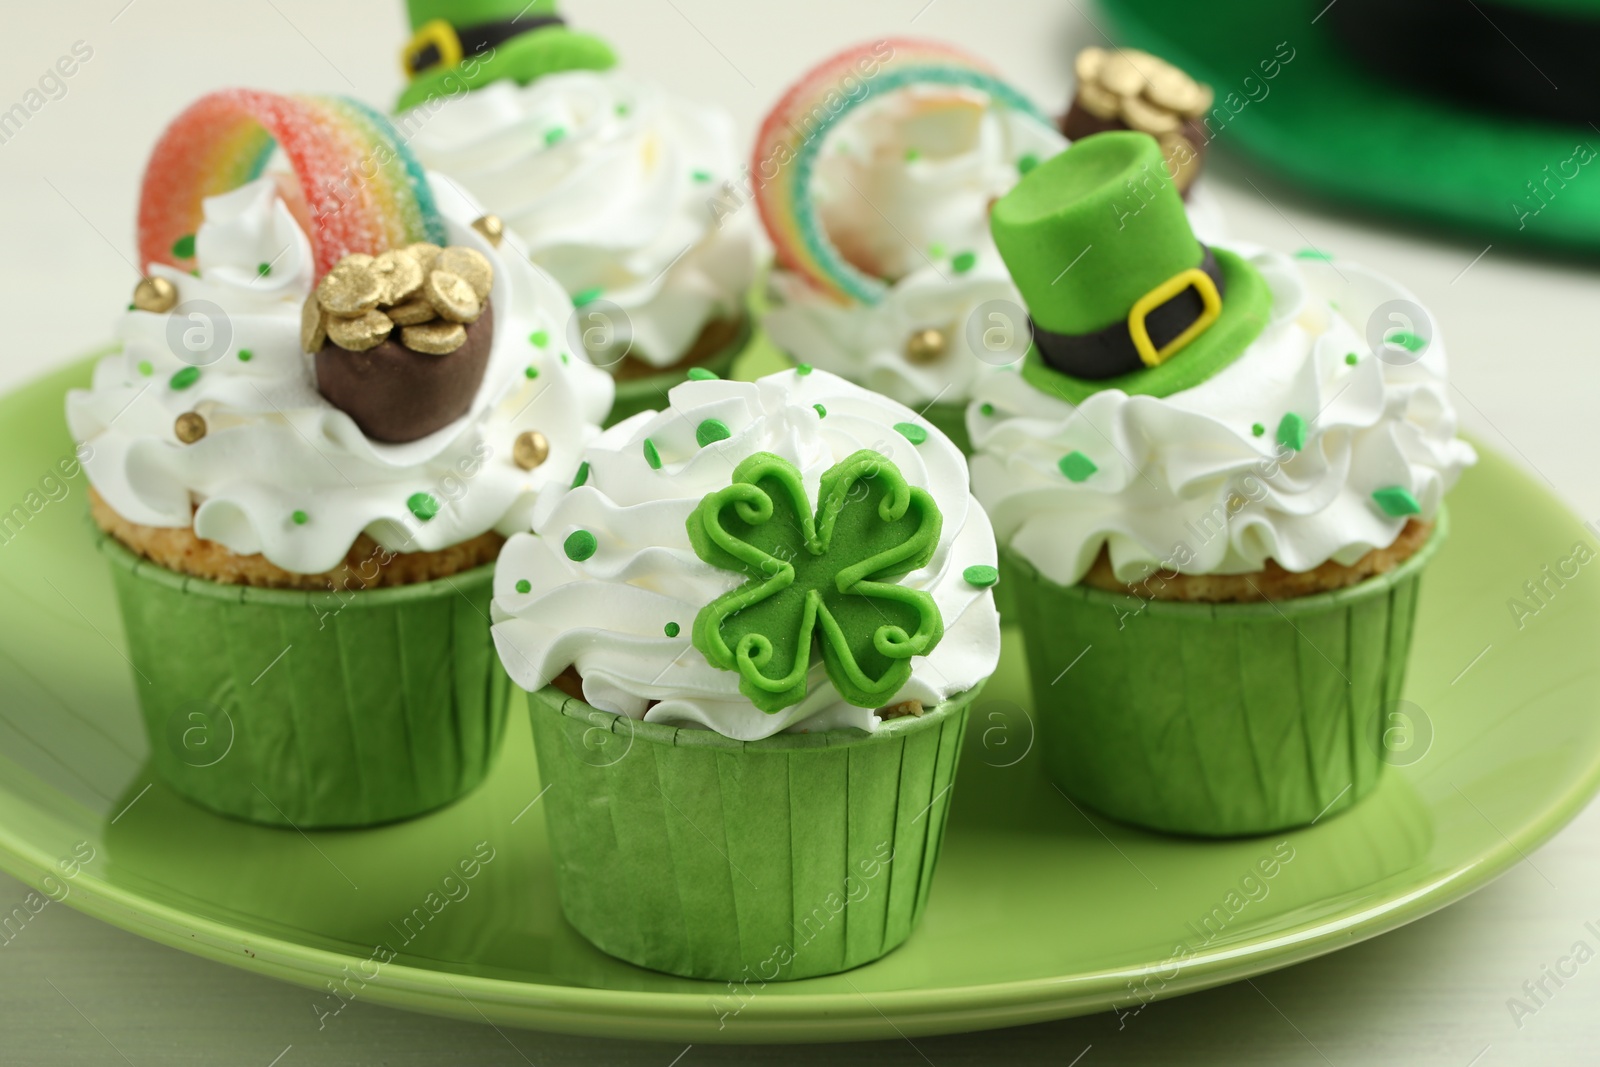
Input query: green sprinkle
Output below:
<box><xmin>904</xmin><ymin>147</ymin><xmax>921</xmax><ymax>162</ymax></box>
<box><xmin>237</xmin><ymin>348</ymin><xmax>253</xmax><ymax>362</ymax></box>
<box><xmin>1386</xmin><ymin>329</ymin><xmax>1428</xmax><ymax>354</ymax></box>
<box><xmin>980</xmin><ymin>402</ymin><xmax>995</xmax><ymax>417</ymax></box>
<box><xmin>687</xmin><ymin>367</ymin><xmax>720</xmax><ymax>381</ymax></box>
<box><xmin>571</xmin><ymin>461</ymin><xmax>590</xmax><ymax>488</ymax></box>
<box><xmin>544</xmin><ymin>126</ymin><xmax>567</xmax><ymax>146</ymax></box>
<box><xmin>1294</xmin><ymin>248</ymin><xmax>1335</xmax><ymax>261</ymax></box>
<box><xmin>895</xmin><ymin>422</ymin><xmax>928</xmax><ymax>444</ymax></box>
<box><xmin>692</xmin><ymin>168</ymin><xmax>713</xmax><ymax>183</ymax></box>
<box><xmin>1252</xmin><ymin>422</ymin><xmax>1265</xmax><ymax>437</ymax></box>
<box><xmin>664</xmin><ymin>621</ymin><xmax>681</xmax><ymax>638</ymax></box>
<box><xmin>515</xmin><ymin>579</ymin><xmax>532</xmax><ymax>594</ymax></box>
<box><xmin>928</xmin><ymin>242</ymin><xmax>946</xmax><ymax>259</ymax></box>
<box><xmin>1345</xmin><ymin>352</ymin><xmax>1359</xmax><ymax>365</ymax></box>
<box><xmin>407</xmin><ymin>492</ymin><xmax>440</xmax><ymax>522</ymax></box>
<box><xmin>559</xmin><ymin>352</ymin><xmax>570</xmax><ymax>364</ymax></box>
<box><xmin>643</xmin><ymin>438</ymin><xmax>662</xmax><ymax>469</ymax></box>
<box><xmin>572</xmin><ymin>286</ymin><xmax>602</xmax><ymax>308</ymax></box>
<box><xmin>564</xmin><ymin>529</ymin><xmax>598</xmax><ymax>562</ymax></box>
<box><xmin>1058</xmin><ymin>450</ymin><xmax>1098</xmax><ymax>482</ymax></box>
<box><xmin>171</xmin><ymin>234</ymin><xmax>196</xmax><ymax>259</ymax></box>
<box><xmin>951</xmin><ymin>250</ymin><xmax>977</xmax><ymax>274</ymax></box>
<box><xmin>616</xmin><ymin>102</ymin><xmax>630</xmax><ymax>116</ymax></box>
<box><xmin>524</xmin><ymin>365</ymin><xmax>540</xmax><ymax>379</ymax></box>
<box><xmin>256</xmin><ymin>262</ymin><xmax>272</xmax><ymax>278</ymax></box>
<box><xmin>137</xmin><ymin>360</ymin><xmax>153</xmax><ymax>377</ymax></box>
<box><xmin>963</xmin><ymin>564</ymin><xmax>1000</xmax><ymax>588</ymax></box>
<box><xmin>1018</xmin><ymin>153</ymin><xmax>1040</xmax><ymax>174</ymax></box>
<box><xmin>814</xmin><ymin>403</ymin><xmax>827</xmax><ymax>419</ymax></box>
<box><xmin>795</xmin><ymin>363</ymin><xmax>813</xmax><ymax>375</ymax></box>
<box><xmin>1277</xmin><ymin>412</ymin><xmax>1308</xmax><ymax>452</ymax></box>
<box><xmin>529</xmin><ymin>330</ymin><xmax>549</xmax><ymax>347</ymax></box>
<box><xmin>291</xmin><ymin>510</ymin><xmax>308</xmax><ymax>526</ymax></box>
<box><xmin>697</xmin><ymin>418</ymin><xmax>731</xmax><ymax>446</ymax></box>
<box><xmin>169</xmin><ymin>366</ymin><xmax>200</xmax><ymax>391</ymax></box>
<box><xmin>127</xmin><ymin>303</ymin><xmax>136</xmax><ymax>311</ymax></box>
<box><xmin>1372</xmin><ymin>485</ymin><xmax>1421</xmax><ymax>517</ymax></box>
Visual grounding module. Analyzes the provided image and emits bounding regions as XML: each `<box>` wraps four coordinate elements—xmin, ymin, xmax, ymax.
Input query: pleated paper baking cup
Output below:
<box><xmin>1005</xmin><ymin>513</ymin><xmax>1447</xmax><ymax>837</ymax></box>
<box><xmin>607</xmin><ymin>313</ymin><xmax>755</xmax><ymax>427</ymax></box>
<box><xmin>526</xmin><ymin>683</ymin><xmax>978</xmax><ymax>981</ymax></box>
<box><xmin>97</xmin><ymin>531</ymin><xmax>511</xmax><ymax>829</ymax></box>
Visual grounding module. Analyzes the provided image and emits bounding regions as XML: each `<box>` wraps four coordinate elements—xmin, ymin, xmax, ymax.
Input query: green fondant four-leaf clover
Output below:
<box><xmin>687</xmin><ymin>450</ymin><xmax>944</xmax><ymax>713</ymax></box>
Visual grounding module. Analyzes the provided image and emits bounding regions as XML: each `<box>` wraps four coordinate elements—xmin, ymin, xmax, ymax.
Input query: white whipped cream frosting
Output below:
<box><xmin>491</xmin><ymin>368</ymin><xmax>1002</xmax><ymax>740</ymax></box>
<box><xmin>402</xmin><ymin>72</ymin><xmax>758</xmax><ymax>370</ymax></box>
<box><xmin>969</xmin><ymin>248</ymin><xmax>1476</xmax><ymax>585</ymax></box>
<box><xmin>67</xmin><ymin>175</ymin><xmax>614</xmax><ymax>576</ymax></box>
<box><xmin>763</xmin><ymin>89</ymin><xmax>1228</xmax><ymax>407</ymax></box>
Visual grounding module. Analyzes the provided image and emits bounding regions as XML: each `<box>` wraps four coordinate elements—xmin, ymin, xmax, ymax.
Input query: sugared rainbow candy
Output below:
<box><xmin>753</xmin><ymin>39</ymin><xmax>1054</xmax><ymax>306</ymax></box>
<box><xmin>138</xmin><ymin>90</ymin><xmax>447</xmax><ymax>281</ymax></box>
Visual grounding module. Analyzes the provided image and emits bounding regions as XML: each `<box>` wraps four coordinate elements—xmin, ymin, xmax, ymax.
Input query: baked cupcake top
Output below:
<box><xmin>67</xmin><ymin>90</ymin><xmax>613</xmax><ymax>576</ymax></box>
<box><xmin>970</xmin><ymin>132</ymin><xmax>1475</xmax><ymax>586</ymax></box>
<box><xmin>401</xmin><ymin>66</ymin><xmax>757</xmax><ymax>372</ymax></box>
<box><xmin>491</xmin><ymin>367</ymin><xmax>1002</xmax><ymax>740</ymax></box>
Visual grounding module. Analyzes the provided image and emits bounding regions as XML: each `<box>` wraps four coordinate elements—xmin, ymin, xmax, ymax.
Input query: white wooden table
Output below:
<box><xmin>3</xmin><ymin>0</ymin><xmax>1597</xmax><ymax>1062</ymax></box>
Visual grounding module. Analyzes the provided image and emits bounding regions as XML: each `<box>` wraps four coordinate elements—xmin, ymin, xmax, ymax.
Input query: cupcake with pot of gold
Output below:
<box><xmin>971</xmin><ymin>132</ymin><xmax>1474</xmax><ymax>836</ymax></box>
<box><xmin>67</xmin><ymin>89</ymin><xmax>612</xmax><ymax>828</ymax></box>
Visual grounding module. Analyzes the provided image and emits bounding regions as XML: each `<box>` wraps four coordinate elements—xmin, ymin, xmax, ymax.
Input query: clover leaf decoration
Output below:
<box><xmin>687</xmin><ymin>449</ymin><xmax>945</xmax><ymax>713</ymax></box>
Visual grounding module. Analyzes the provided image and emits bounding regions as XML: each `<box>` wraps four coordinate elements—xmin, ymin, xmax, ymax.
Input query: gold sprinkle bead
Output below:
<box><xmin>472</xmin><ymin>214</ymin><xmax>505</xmax><ymax>247</ymax></box>
<box><xmin>317</xmin><ymin>256</ymin><xmax>384</xmax><ymax>316</ymax></box>
<box><xmin>905</xmin><ymin>327</ymin><xmax>948</xmax><ymax>364</ymax></box>
<box><xmin>300</xmin><ymin>291</ymin><xmax>327</xmax><ymax>353</ymax></box>
<box><xmin>133</xmin><ymin>276</ymin><xmax>178</xmax><ymax>314</ymax></box>
<box><xmin>401</xmin><ymin>320</ymin><xmax>467</xmax><ymax>355</ymax></box>
<box><xmin>371</xmin><ymin>249</ymin><xmax>424</xmax><ymax>306</ymax></box>
<box><xmin>425</xmin><ymin>269</ymin><xmax>482</xmax><ymax>324</ymax></box>
<box><xmin>387</xmin><ymin>296</ymin><xmax>438</xmax><ymax>326</ymax></box>
<box><xmin>436</xmin><ymin>247</ymin><xmax>494</xmax><ymax>300</ymax></box>
<box><xmin>326</xmin><ymin>308</ymin><xmax>394</xmax><ymax>351</ymax></box>
<box><xmin>513</xmin><ymin>430</ymin><xmax>550</xmax><ymax>470</ymax></box>
<box><xmin>174</xmin><ymin>411</ymin><xmax>207</xmax><ymax>444</ymax></box>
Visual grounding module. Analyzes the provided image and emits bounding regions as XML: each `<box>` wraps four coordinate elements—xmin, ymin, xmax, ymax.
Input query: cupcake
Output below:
<box><xmin>68</xmin><ymin>89</ymin><xmax>612</xmax><ymax>828</ymax></box>
<box><xmin>396</xmin><ymin>0</ymin><xmax>758</xmax><ymax>426</ymax></box>
<box><xmin>491</xmin><ymin>367</ymin><xmax>1002</xmax><ymax>979</ymax></box>
<box><xmin>971</xmin><ymin>132</ymin><xmax>1474</xmax><ymax>836</ymax></box>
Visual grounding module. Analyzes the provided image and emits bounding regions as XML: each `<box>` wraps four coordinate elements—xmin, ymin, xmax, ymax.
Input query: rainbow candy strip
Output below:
<box><xmin>754</xmin><ymin>39</ymin><xmax>1054</xmax><ymax>306</ymax></box>
<box><xmin>138</xmin><ymin>90</ymin><xmax>447</xmax><ymax>281</ymax></box>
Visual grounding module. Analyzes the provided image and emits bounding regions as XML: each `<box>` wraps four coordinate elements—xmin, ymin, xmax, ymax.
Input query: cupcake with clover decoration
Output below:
<box><xmin>67</xmin><ymin>89</ymin><xmax>612</xmax><ymax>828</ymax></box>
<box><xmin>756</xmin><ymin>40</ymin><xmax>1226</xmax><ymax>457</ymax></box>
<box><xmin>396</xmin><ymin>0</ymin><xmax>758</xmax><ymax>427</ymax></box>
<box><xmin>970</xmin><ymin>131</ymin><xmax>1474</xmax><ymax>836</ymax></box>
<box><xmin>491</xmin><ymin>366</ymin><xmax>1001</xmax><ymax>979</ymax></box>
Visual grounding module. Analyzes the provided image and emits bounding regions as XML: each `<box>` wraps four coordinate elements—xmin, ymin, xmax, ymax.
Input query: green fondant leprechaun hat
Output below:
<box><xmin>1099</xmin><ymin>0</ymin><xmax>1600</xmax><ymax>254</ymax></box>
<box><xmin>396</xmin><ymin>0</ymin><xmax>616</xmax><ymax>112</ymax></box>
<box><xmin>990</xmin><ymin>130</ymin><xmax>1270</xmax><ymax>404</ymax></box>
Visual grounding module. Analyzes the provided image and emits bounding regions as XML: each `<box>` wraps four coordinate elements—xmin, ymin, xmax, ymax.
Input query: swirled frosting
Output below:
<box><xmin>763</xmin><ymin>90</ymin><xmax>1228</xmax><ymax>406</ymax></box>
<box><xmin>402</xmin><ymin>72</ymin><xmax>757</xmax><ymax>369</ymax></box>
<box><xmin>66</xmin><ymin>175</ymin><xmax>614</xmax><ymax>576</ymax></box>
<box><xmin>491</xmin><ymin>368</ymin><xmax>1002</xmax><ymax>739</ymax></box>
<box><xmin>969</xmin><ymin>248</ymin><xmax>1476</xmax><ymax>585</ymax></box>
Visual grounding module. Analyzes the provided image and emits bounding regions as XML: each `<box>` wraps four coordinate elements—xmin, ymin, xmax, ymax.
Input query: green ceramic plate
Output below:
<box><xmin>1</xmin><ymin>355</ymin><xmax>1597</xmax><ymax>1044</ymax></box>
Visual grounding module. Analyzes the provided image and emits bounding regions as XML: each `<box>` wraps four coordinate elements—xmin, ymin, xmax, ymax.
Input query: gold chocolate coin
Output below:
<box><xmin>1097</xmin><ymin>50</ymin><xmax>1150</xmax><ymax>96</ymax></box>
<box><xmin>406</xmin><ymin>242</ymin><xmax>443</xmax><ymax>274</ymax></box>
<box><xmin>512</xmin><ymin>430</ymin><xmax>550</xmax><ymax>470</ymax></box>
<box><xmin>436</xmin><ymin>246</ymin><xmax>494</xmax><ymax>300</ymax></box>
<box><xmin>371</xmin><ymin>249</ymin><xmax>424</xmax><ymax>305</ymax></box>
<box><xmin>317</xmin><ymin>256</ymin><xmax>383</xmax><ymax>316</ymax></box>
<box><xmin>326</xmin><ymin>308</ymin><xmax>393</xmax><ymax>351</ymax></box>
<box><xmin>1076</xmin><ymin>81</ymin><xmax>1122</xmax><ymax>120</ymax></box>
<box><xmin>1121</xmin><ymin>94</ymin><xmax>1181</xmax><ymax>135</ymax></box>
<box><xmin>133</xmin><ymin>276</ymin><xmax>179</xmax><ymax>314</ymax></box>
<box><xmin>425</xmin><ymin>269</ymin><xmax>482</xmax><ymax>323</ymax></box>
<box><xmin>472</xmin><ymin>214</ymin><xmax>506</xmax><ymax>247</ymax></box>
<box><xmin>1074</xmin><ymin>46</ymin><xmax>1106</xmax><ymax>86</ymax></box>
<box><xmin>387</xmin><ymin>297</ymin><xmax>438</xmax><ymax>326</ymax></box>
<box><xmin>174</xmin><ymin>411</ymin><xmax>207</xmax><ymax>444</ymax></box>
<box><xmin>401</xmin><ymin>320</ymin><xmax>467</xmax><ymax>355</ymax></box>
<box><xmin>300</xmin><ymin>291</ymin><xmax>327</xmax><ymax>352</ymax></box>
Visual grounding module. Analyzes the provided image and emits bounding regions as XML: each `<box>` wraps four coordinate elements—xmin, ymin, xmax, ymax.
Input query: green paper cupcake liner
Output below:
<box><xmin>96</xmin><ymin>531</ymin><xmax>511</xmax><ymax>829</ymax></box>
<box><xmin>526</xmin><ymin>683</ymin><xmax>979</xmax><ymax>981</ymax></box>
<box><xmin>1004</xmin><ymin>513</ymin><xmax>1447</xmax><ymax>837</ymax></box>
<box><xmin>607</xmin><ymin>313</ymin><xmax>755</xmax><ymax>427</ymax></box>
<box><xmin>917</xmin><ymin>399</ymin><xmax>973</xmax><ymax>457</ymax></box>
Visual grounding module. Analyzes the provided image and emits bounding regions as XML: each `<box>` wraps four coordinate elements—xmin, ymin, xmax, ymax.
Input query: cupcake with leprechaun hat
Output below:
<box><xmin>491</xmin><ymin>365</ymin><xmax>1001</xmax><ymax>979</ymax></box>
<box><xmin>971</xmin><ymin>131</ymin><xmax>1474</xmax><ymax>836</ymax></box>
<box><xmin>756</xmin><ymin>40</ymin><xmax>1225</xmax><ymax>457</ymax></box>
<box><xmin>395</xmin><ymin>0</ymin><xmax>758</xmax><ymax>426</ymax></box>
<box><xmin>66</xmin><ymin>89</ymin><xmax>612</xmax><ymax>828</ymax></box>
